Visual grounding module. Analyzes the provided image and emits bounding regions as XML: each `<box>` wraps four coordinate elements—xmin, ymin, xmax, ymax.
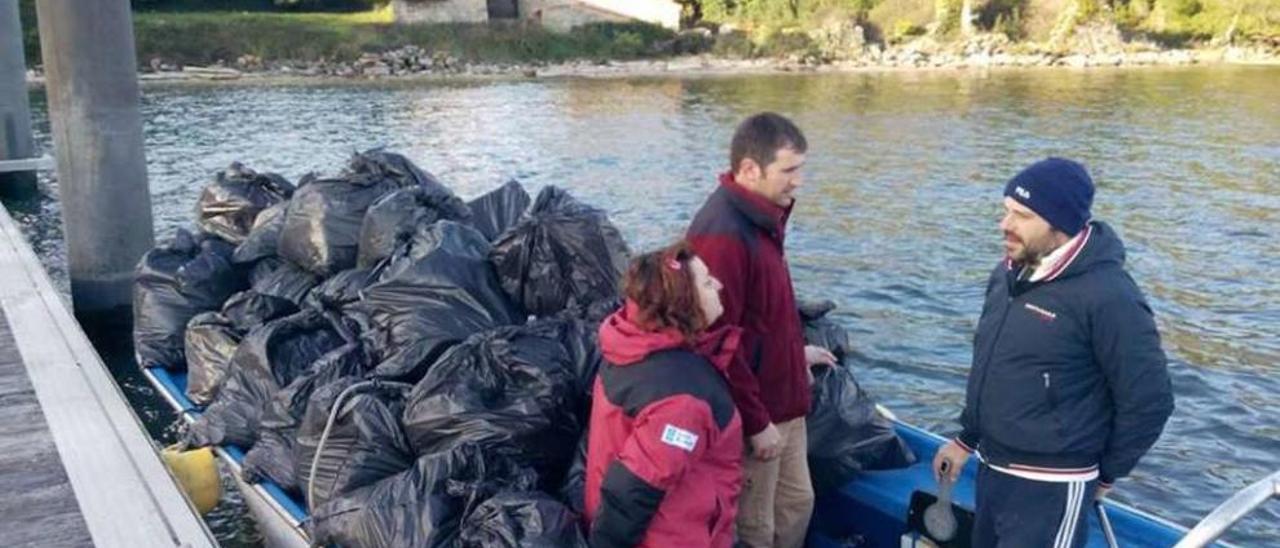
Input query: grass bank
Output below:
<box><xmin>20</xmin><ymin>7</ymin><xmax>677</xmax><ymax>68</ymax></box>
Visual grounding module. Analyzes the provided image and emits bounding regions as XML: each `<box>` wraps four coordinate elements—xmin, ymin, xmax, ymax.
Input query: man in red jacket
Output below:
<box><xmin>687</xmin><ymin>112</ymin><xmax>836</xmax><ymax>548</ymax></box>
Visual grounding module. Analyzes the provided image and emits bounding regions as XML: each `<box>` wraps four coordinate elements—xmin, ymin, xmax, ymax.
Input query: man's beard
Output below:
<box><xmin>1008</xmin><ymin>233</ymin><xmax>1056</xmax><ymax>267</ymax></box>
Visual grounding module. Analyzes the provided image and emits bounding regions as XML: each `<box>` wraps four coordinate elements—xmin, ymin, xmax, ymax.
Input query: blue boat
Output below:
<box><xmin>145</xmin><ymin>367</ymin><xmax>310</xmax><ymax>548</ymax></box>
<box><xmin>143</xmin><ymin>366</ymin><xmax>1263</xmax><ymax>548</ymax></box>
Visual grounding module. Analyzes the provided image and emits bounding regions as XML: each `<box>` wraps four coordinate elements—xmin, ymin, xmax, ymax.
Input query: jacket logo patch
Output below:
<box><xmin>660</xmin><ymin>424</ymin><xmax>699</xmax><ymax>452</ymax></box>
<box><xmin>1024</xmin><ymin>302</ymin><xmax>1057</xmax><ymax>321</ymax></box>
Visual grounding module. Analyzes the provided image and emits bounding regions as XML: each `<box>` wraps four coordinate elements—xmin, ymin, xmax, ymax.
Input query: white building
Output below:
<box><xmin>391</xmin><ymin>0</ymin><xmax>681</xmax><ymax>31</ymax></box>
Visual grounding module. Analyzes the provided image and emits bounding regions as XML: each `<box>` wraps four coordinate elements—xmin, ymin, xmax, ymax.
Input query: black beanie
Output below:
<box><xmin>1004</xmin><ymin>158</ymin><xmax>1095</xmax><ymax>236</ymax></box>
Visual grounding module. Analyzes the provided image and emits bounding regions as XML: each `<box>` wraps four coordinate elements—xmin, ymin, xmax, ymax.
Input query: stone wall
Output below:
<box><xmin>519</xmin><ymin>0</ymin><xmax>680</xmax><ymax>31</ymax></box>
<box><xmin>392</xmin><ymin>0</ymin><xmax>489</xmax><ymax>24</ymax></box>
<box><xmin>582</xmin><ymin>0</ymin><xmax>680</xmax><ymax>29</ymax></box>
<box><xmin>391</xmin><ymin>0</ymin><xmax>681</xmax><ymax>30</ymax></box>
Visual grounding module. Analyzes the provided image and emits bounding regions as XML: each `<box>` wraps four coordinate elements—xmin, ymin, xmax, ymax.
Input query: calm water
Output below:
<box><xmin>17</xmin><ymin>65</ymin><xmax>1279</xmax><ymax>546</ymax></box>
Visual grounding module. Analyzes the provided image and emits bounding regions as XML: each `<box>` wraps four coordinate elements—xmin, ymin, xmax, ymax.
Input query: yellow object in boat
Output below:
<box><xmin>161</xmin><ymin>445</ymin><xmax>221</xmax><ymax>515</ymax></box>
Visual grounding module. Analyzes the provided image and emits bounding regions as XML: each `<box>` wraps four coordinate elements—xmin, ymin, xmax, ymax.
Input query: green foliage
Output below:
<box><xmin>130</xmin><ymin>0</ymin><xmax>282</xmax><ymax>10</ymax></box>
<box><xmin>934</xmin><ymin>0</ymin><xmax>960</xmax><ymax>34</ymax></box>
<box><xmin>686</xmin><ymin>0</ymin><xmax>1277</xmax><ymax>46</ymax></box>
<box><xmin>756</xmin><ymin>26</ymin><xmax>820</xmax><ymax>55</ymax></box>
<box><xmin>892</xmin><ymin>18</ymin><xmax>927</xmax><ymax>39</ymax></box>
<box><xmin>608</xmin><ymin>31</ymin><xmax>648</xmax><ymax>56</ymax></box>
<box><xmin>272</xmin><ymin>0</ymin><xmax>388</xmax><ymax>10</ymax></box>
<box><xmin>975</xmin><ymin>0</ymin><xmax>1028</xmax><ymax>39</ymax></box>
<box><xmin>701</xmin><ymin>0</ymin><xmax>737</xmax><ymax>20</ymax></box>
<box><xmin>993</xmin><ymin>9</ymin><xmax>1026</xmax><ymax>39</ymax></box>
<box><xmin>1161</xmin><ymin>0</ymin><xmax>1205</xmax><ymax>17</ymax></box>
<box><xmin>713</xmin><ymin>30</ymin><xmax>758</xmax><ymax>56</ymax></box>
<box><xmin>126</xmin><ymin>0</ymin><xmax>384</xmax><ymax>10</ymax></box>
<box><xmin>698</xmin><ymin>0</ymin><xmax>884</xmax><ymax>23</ymax></box>
<box><xmin>1123</xmin><ymin>0</ymin><xmax>1280</xmax><ymax>44</ymax></box>
<box><xmin>126</xmin><ymin>12</ymin><xmax>674</xmax><ymax>66</ymax></box>
<box><xmin>867</xmin><ymin>0</ymin><xmax>934</xmax><ymax>41</ymax></box>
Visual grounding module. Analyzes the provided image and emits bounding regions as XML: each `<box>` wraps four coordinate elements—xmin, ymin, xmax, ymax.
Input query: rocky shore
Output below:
<box><xmin>24</xmin><ymin>27</ymin><xmax>1280</xmax><ymax>86</ymax></box>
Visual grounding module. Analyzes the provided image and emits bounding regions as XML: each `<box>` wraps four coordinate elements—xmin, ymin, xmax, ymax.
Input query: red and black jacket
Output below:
<box><xmin>687</xmin><ymin>172</ymin><xmax>809</xmax><ymax>436</ymax></box>
<box><xmin>585</xmin><ymin>302</ymin><xmax>744</xmax><ymax>548</ymax></box>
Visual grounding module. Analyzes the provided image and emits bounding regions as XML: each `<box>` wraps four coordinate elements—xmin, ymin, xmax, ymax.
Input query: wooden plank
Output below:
<box><xmin>0</xmin><ymin>308</ymin><xmax>93</xmax><ymax>548</ymax></box>
<box><xmin>0</xmin><ymin>156</ymin><xmax>54</xmax><ymax>173</ymax></box>
<box><xmin>0</xmin><ymin>204</ymin><xmax>215</xmax><ymax>548</ymax></box>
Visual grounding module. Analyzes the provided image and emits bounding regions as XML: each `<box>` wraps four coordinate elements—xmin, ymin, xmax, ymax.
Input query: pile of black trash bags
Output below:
<box><xmin>133</xmin><ymin>149</ymin><xmax>912</xmax><ymax>547</ymax></box>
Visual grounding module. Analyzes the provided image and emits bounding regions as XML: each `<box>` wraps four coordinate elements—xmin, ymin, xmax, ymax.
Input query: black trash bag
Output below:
<box><xmin>489</xmin><ymin>186</ymin><xmax>630</xmax><ymax>317</ymax></box>
<box><xmin>357</xmin><ymin>221</ymin><xmax>521</xmax><ymax>381</ymax></box>
<box><xmin>558</xmin><ymin>431</ymin><xmax>588</xmax><ymax>516</ymax></box>
<box><xmin>538</xmin><ymin>315</ymin><xmax>606</xmax><ymax>408</ymax></box>
<box><xmin>241</xmin><ymin>428</ymin><xmax>299</xmax><ymax>491</ymax></box>
<box><xmin>555</xmin><ymin>295</ymin><xmax>622</xmax><ymax>326</ymax></box>
<box><xmin>348</xmin><ymin>148</ymin><xmax>444</xmax><ymax>190</ymax></box>
<box><xmin>309</xmin><ymin>443</ymin><xmax>539</xmax><ymax>548</ymax></box>
<box><xmin>357</xmin><ymin>185</ymin><xmax>471</xmax><ymax>268</ymax></box>
<box><xmin>196</xmin><ymin>163</ymin><xmax>295</xmax><ymax>245</ymax></box>
<box><xmin>221</xmin><ymin>290</ymin><xmax>299</xmax><ymax>331</ymax></box>
<box><xmin>305</xmin><ymin>268</ymin><xmax>373</xmax><ymax>312</ymax></box>
<box><xmin>807</xmin><ymin>363</ymin><xmax>915</xmax><ymax>495</ymax></box>
<box><xmin>278</xmin><ymin>150</ymin><xmax>424</xmax><ymax>277</ymax></box>
<box><xmin>250</xmin><ymin>258</ymin><xmax>321</xmax><ymax>305</ymax></box>
<box><xmin>134</xmin><ymin>229</ymin><xmax>248</xmax><ymax>369</ymax></box>
<box><xmin>247</xmin><ymin>256</ymin><xmax>282</xmax><ymax>286</ymax></box>
<box><xmin>459</xmin><ymin>491</ymin><xmax>588</xmax><ymax>548</ymax></box>
<box><xmin>401</xmin><ymin>319</ymin><xmax>585</xmax><ymax>486</ymax></box>
<box><xmin>184</xmin><ymin>366</ymin><xmax>262</xmax><ymax>448</ymax></box>
<box><xmin>185</xmin><ymin>310</ymin><xmax>346</xmax><ymax>448</ymax></box>
<box><xmin>184</xmin><ymin>312</ymin><xmax>244</xmax><ymax>406</ymax></box>
<box><xmin>233</xmin><ymin>201</ymin><xmax>289</xmax><ymax>264</ymax></box>
<box><xmin>243</xmin><ymin>341</ymin><xmax>375</xmax><ymax>492</ymax></box>
<box><xmin>467</xmin><ymin>180</ymin><xmax>531</xmax><ymax>242</ymax></box>
<box><xmin>799</xmin><ymin>299</ymin><xmax>853</xmax><ymax>364</ymax></box>
<box><xmin>295</xmin><ymin>378</ymin><xmax>415</xmax><ymax>509</ymax></box>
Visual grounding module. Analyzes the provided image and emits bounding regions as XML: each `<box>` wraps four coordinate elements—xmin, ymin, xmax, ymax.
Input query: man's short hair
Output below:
<box><xmin>730</xmin><ymin>112</ymin><xmax>808</xmax><ymax>174</ymax></box>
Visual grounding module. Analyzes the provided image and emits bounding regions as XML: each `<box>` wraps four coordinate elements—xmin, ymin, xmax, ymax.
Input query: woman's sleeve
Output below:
<box><xmin>588</xmin><ymin>396</ymin><xmax>716</xmax><ymax>547</ymax></box>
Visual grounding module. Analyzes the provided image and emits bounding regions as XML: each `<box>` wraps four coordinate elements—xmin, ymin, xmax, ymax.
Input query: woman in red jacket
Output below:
<box><xmin>585</xmin><ymin>241</ymin><xmax>745</xmax><ymax>548</ymax></box>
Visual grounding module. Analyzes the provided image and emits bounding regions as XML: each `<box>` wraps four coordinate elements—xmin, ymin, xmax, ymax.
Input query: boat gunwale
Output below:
<box><xmin>142</xmin><ymin>366</ymin><xmax>311</xmax><ymax>546</ymax></box>
<box><xmin>143</xmin><ymin>365</ymin><xmax>1234</xmax><ymax>548</ymax></box>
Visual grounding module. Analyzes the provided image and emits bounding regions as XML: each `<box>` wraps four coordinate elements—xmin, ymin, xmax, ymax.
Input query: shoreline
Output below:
<box><xmin>24</xmin><ymin>46</ymin><xmax>1280</xmax><ymax>88</ymax></box>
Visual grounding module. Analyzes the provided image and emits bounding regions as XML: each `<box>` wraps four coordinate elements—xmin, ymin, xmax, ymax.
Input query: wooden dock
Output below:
<box><xmin>0</xmin><ymin>202</ymin><xmax>215</xmax><ymax>548</ymax></box>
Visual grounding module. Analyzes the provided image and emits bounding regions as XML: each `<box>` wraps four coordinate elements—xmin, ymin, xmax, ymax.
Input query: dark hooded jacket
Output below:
<box><xmin>956</xmin><ymin>221</ymin><xmax>1175</xmax><ymax>487</ymax></box>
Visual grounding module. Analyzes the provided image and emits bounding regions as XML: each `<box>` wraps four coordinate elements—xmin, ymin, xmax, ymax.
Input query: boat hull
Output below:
<box><xmin>143</xmin><ymin>366</ymin><xmax>1205</xmax><ymax>548</ymax></box>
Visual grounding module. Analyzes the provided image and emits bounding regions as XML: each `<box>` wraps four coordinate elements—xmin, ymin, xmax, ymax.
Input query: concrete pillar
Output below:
<box><xmin>35</xmin><ymin>0</ymin><xmax>154</xmax><ymax>315</ymax></box>
<box><xmin>0</xmin><ymin>0</ymin><xmax>37</xmax><ymax>195</ymax></box>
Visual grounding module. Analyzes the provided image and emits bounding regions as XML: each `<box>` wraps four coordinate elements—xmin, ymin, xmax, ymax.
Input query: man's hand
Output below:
<box><xmin>750</xmin><ymin>423</ymin><xmax>783</xmax><ymax>461</ymax></box>
<box><xmin>932</xmin><ymin>441</ymin><xmax>971</xmax><ymax>483</ymax></box>
<box><xmin>805</xmin><ymin>345</ymin><xmax>837</xmax><ymax>367</ymax></box>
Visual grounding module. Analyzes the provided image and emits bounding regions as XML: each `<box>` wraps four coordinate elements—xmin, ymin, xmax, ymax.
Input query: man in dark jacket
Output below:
<box><xmin>933</xmin><ymin>157</ymin><xmax>1175</xmax><ymax>547</ymax></box>
<box><xmin>688</xmin><ymin>113</ymin><xmax>836</xmax><ymax>548</ymax></box>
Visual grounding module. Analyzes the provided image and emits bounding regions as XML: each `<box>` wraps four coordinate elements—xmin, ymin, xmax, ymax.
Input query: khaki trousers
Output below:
<box><xmin>736</xmin><ymin>417</ymin><xmax>815</xmax><ymax>548</ymax></box>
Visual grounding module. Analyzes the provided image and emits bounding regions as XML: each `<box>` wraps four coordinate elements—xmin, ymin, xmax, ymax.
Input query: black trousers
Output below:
<box><xmin>973</xmin><ymin>464</ymin><xmax>1098</xmax><ymax>548</ymax></box>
